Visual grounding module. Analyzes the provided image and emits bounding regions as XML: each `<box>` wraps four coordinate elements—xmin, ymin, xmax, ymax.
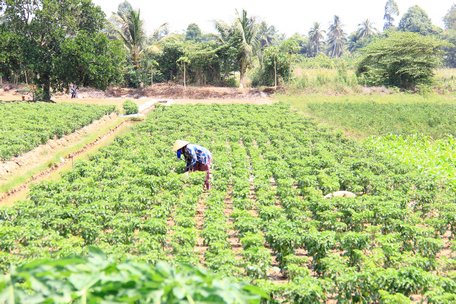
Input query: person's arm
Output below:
<box><xmin>185</xmin><ymin>146</ymin><xmax>197</xmax><ymax>172</ymax></box>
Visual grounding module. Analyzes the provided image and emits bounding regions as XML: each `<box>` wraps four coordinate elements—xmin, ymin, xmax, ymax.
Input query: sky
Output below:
<box><xmin>92</xmin><ymin>0</ymin><xmax>455</xmax><ymax>36</ymax></box>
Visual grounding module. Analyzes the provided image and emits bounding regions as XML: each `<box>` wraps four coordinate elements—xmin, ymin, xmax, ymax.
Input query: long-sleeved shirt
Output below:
<box><xmin>183</xmin><ymin>144</ymin><xmax>212</xmax><ymax>171</ymax></box>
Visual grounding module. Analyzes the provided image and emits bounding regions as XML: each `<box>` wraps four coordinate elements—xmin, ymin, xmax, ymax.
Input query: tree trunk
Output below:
<box><xmin>274</xmin><ymin>59</ymin><xmax>277</xmax><ymax>88</ymax></box>
<box><xmin>239</xmin><ymin>69</ymin><xmax>245</xmax><ymax>89</ymax></box>
<box><xmin>42</xmin><ymin>74</ymin><xmax>51</xmax><ymax>101</ymax></box>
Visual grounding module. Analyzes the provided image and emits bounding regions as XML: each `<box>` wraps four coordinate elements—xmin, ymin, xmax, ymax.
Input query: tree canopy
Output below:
<box><xmin>357</xmin><ymin>32</ymin><xmax>448</xmax><ymax>89</ymax></box>
<box><xmin>0</xmin><ymin>0</ymin><xmax>453</xmax><ymax>94</ymax></box>
<box><xmin>398</xmin><ymin>5</ymin><xmax>436</xmax><ymax>35</ymax></box>
<box><xmin>0</xmin><ymin>0</ymin><xmax>124</xmax><ymax>100</ymax></box>
<box><xmin>384</xmin><ymin>0</ymin><xmax>399</xmax><ymax>30</ymax></box>
<box><xmin>444</xmin><ymin>4</ymin><xmax>456</xmax><ymax>31</ymax></box>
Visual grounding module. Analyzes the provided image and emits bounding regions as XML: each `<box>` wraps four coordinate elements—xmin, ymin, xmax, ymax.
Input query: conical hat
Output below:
<box><xmin>173</xmin><ymin>140</ymin><xmax>189</xmax><ymax>152</ymax></box>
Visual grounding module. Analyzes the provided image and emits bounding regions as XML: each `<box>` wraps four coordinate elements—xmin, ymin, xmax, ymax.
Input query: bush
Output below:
<box><xmin>123</xmin><ymin>99</ymin><xmax>138</xmax><ymax>115</ymax></box>
<box><xmin>357</xmin><ymin>32</ymin><xmax>448</xmax><ymax>90</ymax></box>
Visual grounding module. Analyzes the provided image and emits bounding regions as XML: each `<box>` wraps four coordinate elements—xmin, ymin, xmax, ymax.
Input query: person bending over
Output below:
<box><xmin>173</xmin><ymin>140</ymin><xmax>212</xmax><ymax>190</ymax></box>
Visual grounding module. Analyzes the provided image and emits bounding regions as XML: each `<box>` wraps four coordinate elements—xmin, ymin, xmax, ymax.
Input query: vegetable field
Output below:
<box><xmin>0</xmin><ymin>104</ymin><xmax>455</xmax><ymax>303</ymax></box>
<box><xmin>0</xmin><ymin>102</ymin><xmax>116</xmax><ymax>160</ymax></box>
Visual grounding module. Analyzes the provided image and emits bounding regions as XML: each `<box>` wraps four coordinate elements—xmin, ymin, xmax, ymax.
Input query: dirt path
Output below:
<box><xmin>0</xmin><ymin>101</ymin><xmax>157</xmax><ymax>206</ymax></box>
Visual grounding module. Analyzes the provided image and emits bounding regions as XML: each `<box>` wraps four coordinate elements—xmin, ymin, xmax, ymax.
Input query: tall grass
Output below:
<box><xmin>288</xmin><ymin>67</ymin><xmax>360</xmax><ymax>93</ymax></box>
<box><xmin>287</xmin><ymin>55</ymin><xmax>456</xmax><ymax>94</ymax></box>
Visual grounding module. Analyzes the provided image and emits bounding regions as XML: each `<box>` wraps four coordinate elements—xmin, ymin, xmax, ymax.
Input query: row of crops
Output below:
<box><xmin>0</xmin><ymin>102</ymin><xmax>116</xmax><ymax>160</ymax></box>
<box><xmin>0</xmin><ymin>104</ymin><xmax>455</xmax><ymax>302</ymax></box>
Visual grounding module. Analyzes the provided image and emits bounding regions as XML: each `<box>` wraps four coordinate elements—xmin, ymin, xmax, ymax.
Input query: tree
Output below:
<box><xmin>308</xmin><ymin>22</ymin><xmax>325</xmax><ymax>57</ymax></box>
<box><xmin>398</xmin><ymin>5</ymin><xmax>435</xmax><ymax>35</ymax></box>
<box><xmin>234</xmin><ymin>9</ymin><xmax>259</xmax><ymax>88</ymax></box>
<box><xmin>443</xmin><ymin>4</ymin><xmax>456</xmax><ymax>30</ymax></box>
<box><xmin>150</xmin><ymin>23</ymin><xmax>169</xmax><ymax>42</ymax></box>
<box><xmin>349</xmin><ymin>19</ymin><xmax>378</xmax><ymax>53</ymax></box>
<box><xmin>257</xmin><ymin>21</ymin><xmax>280</xmax><ymax>49</ymax></box>
<box><xmin>1</xmin><ymin>0</ymin><xmax>109</xmax><ymax>100</ymax></box>
<box><xmin>110</xmin><ymin>1</ymin><xmax>145</xmax><ymax>87</ymax></box>
<box><xmin>54</xmin><ymin>31</ymin><xmax>126</xmax><ymax>90</ymax></box>
<box><xmin>442</xmin><ymin>30</ymin><xmax>456</xmax><ymax>67</ymax></box>
<box><xmin>384</xmin><ymin>0</ymin><xmax>399</xmax><ymax>31</ymax></box>
<box><xmin>185</xmin><ymin>23</ymin><xmax>202</xmax><ymax>41</ymax></box>
<box><xmin>0</xmin><ymin>26</ymin><xmax>24</xmax><ymax>83</ymax></box>
<box><xmin>327</xmin><ymin>16</ymin><xmax>346</xmax><ymax>58</ymax></box>
<box><xmin>256</xmin><ymin>21</ymin><xmax>281</xmax><ymax>66</ymax></box>
<box><xmin>261</xmin><ymin>45</ymin><xmax>291</xmax><ymax>87</ymax></box>
<box><xmin>357</xmin><ymin>32</ymin><xmax>448</xmax><ymax>89</ymax></box>
<box><xmin>357</xmin><ymin>19</ymin><xmax>377</xmax><ymax>40</ymax></box>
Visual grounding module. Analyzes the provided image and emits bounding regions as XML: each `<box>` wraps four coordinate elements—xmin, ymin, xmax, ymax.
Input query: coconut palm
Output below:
<box><xmin>308</xmin><ymin>22</ymin><xmax>325</xmax><ymax>57</ymax></box>
<box><xmin>235</xmin><ymin>9</ymin><xmax>259</xmax><ymax>88</ymax></box>
<box><xmin>111</xmin><ymin>1</ymin><xmax>145</xmax><ymax>70</ymax></box>
<box><xmin>357</xmin><ymin>19</ymin><xmax>377</xmax><ymax>40</ymax></box>
<box><xmin>258</xmin><ymin>21</ymin><xmax>279</xmax><ymax>48</ymax></box>
<box><xmin>384</xmin><ymin>0</ymin><xmax>399</xmax><ymax>30</ymax></box>
<box><xmin>327</xmin><ymin>15</ymin><xmax>346</xmax><ymax>58</ymax></box>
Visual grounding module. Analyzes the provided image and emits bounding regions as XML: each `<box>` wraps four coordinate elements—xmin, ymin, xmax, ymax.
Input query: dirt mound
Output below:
<box><xmin>106</xmin><ymin>83</ymin><xmax>274</xmax><ymax>99</ymax></box>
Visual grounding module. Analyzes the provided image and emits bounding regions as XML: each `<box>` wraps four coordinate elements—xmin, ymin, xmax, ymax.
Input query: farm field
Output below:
<box><xmin>279</xmin><ymin>93</ymin><xmax>456</xmax><ymax>138</ymax></box>
<box><xmin>0</xmin><ymin>102</ymin><xmax>116</xmax><ymax>161</ymax></box>
<box><xmin>281</xmin><ymin>93</ymin><xmax>456</xmax><ymax>197</ymax></box>
<box><xmin>0</xmin><ymin>104</ymin><xmax>455</xmax><ymax>302</ymax></box>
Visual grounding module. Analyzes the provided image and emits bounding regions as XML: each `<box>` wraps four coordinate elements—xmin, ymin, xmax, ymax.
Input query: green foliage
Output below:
<box><xmin>0</xmin><ymin>27</ymin><xmax>23</xmax><ymax>80</ymax></box>
<box><xmin>384</xmin><ymin>0</ymin><xmax>400</xmax><ymax>31</ymax></box>
<box><xmin>123</xmin><ymin>99</ymin><xmax>139</xmax><ymax>115</ymax></box>
<box><xmin>441</xmin><ymin>30</ymin><xmax>456</xmax><ymax>68</ymax></box>
<box><xmin>444</xmin><ymin>4</ymin><xmax>456</xmax><ymax>30</ymax></box>
<box><xmin>1</xmin><ymin>0</ymin><xmax>109</xmax><ymax>100</ymax></box>
<box><xmin>0</xmin><ymin>103</ymin><xmax>455</xmax><ymax>302</ymax></box>
<box><xmin>326</xmin><ymin>15</ymin><xmax>347</xmax><ymax>58</ymax></box>
<box><xmin>55</xmin><ymin>31</ymin><xmax>126</xmax><ymax>91</ymax></box>
<box><xmin>0</xmin><ymin>102</ymin><xmax>115</xmax><ymax>160</ymax></box>
<box><xmin>110</xmin><ymin>1</ymin><xmax>145</xmax><ymax>88</ymax></box>
<box><xmin>185</xmin><ymin>23</ymin><xmax>203</xmax><ymax>41</ymax></box>
<box><xmin>357</xmin><ymin>32</ymin><xmax>447</xmax><ymax>89</ymax></box>
<box><xmin>253</xmin><ymin>45</ymin><xmax>291</xmax><ymax>86</ymax></box>
<box><xmin>288</xmin><ymin>96</ymin><xmax>456</xmax><ymax>138</ymax></box>
<box><xmin>0</xmin><ymin>248</ymin><xmax>264</xmax><ymax>303</ymax></box>
<box><xmin>398</xmin><ymin>5</ymin><xmax>439</xmax><ymax>35</ymax></box>
<box><xmin>366</xmin><ymin>134</ymin><xmax>456</xmax><ymax>191</ymax></box>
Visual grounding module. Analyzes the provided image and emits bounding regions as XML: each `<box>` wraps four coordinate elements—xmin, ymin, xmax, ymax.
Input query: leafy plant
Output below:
<box><xmin>123</xmin><ymin>99</ymin><xmax>139</xmax><ymax>115</ymax></box>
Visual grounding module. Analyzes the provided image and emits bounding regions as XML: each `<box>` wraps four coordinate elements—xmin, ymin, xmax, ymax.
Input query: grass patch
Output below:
<box><xmin>278</xmin><ymin>93</ymin><xmax>456</xmax><ymax>138</ymax></box>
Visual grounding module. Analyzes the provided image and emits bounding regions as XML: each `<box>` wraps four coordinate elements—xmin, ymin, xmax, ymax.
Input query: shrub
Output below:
<box><xmin>123</xmin><ymin>99</ymin><xmax>138</xmax><ymax>115</ymax></box>
<box><xmin>357</xmin><ymin>32</ymin><xmax>448</xmax><ymax>90</ymax></box>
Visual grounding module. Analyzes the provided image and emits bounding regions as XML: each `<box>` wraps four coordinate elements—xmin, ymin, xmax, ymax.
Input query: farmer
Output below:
<box><xmin>70</xmin><ymin>84</ymin><xmax>77</xmax><ymax>98</ymax></box>
<box><xmin>173</xmin><ymin>140</ymin><xmax>212</xmax><ymax>190</ymax></box>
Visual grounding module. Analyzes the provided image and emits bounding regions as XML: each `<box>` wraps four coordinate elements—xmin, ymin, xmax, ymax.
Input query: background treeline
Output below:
<box><xmin>1</xmin><ymin>0</ymin><xmax>456</xmax><ymax>99</ymax></box>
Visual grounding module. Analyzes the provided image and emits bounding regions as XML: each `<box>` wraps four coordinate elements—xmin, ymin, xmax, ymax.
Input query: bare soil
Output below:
<box><xmin>0</xmin><ymin>83</ymin><xmax>274</xmax><ymax>99</ymax></box>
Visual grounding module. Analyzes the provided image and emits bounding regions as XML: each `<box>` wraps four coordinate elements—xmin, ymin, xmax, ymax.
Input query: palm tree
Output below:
<box><xmin>327</xmin><ymin>15</ymin><xmax>346</xmax><ymax>58</ymax></box>
<box><xmin>357</xmin><ymin>19</ymin><xmax>377</xmax><ymax>40</ymax></box>
<box><xmin>235</xmin><ymin>9</ymin><xmax>259</xmax><ymax>88</ymax></box>
<box><xmin>258</xmin><ymin>21</ymin><xmax>279</xmax><ymax>48</ymax></box>
<box><xmin>384</xmin><ymin>0</ymin><xmax>399</xmax><ymax>30</ymax></box>
<box><xmin>308</xmin><ymin>22</ymin><xmax>325</xmax><ymax>57</ymax></box>
<box><xmin>111</xmin><ymin>1</ymin><xmax>145</xmax><ymax>70</ymax></box>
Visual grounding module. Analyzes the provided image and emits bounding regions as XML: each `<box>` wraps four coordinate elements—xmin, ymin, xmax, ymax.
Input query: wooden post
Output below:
<box><xmin>274</xmin><ymin>58</ymin><xmax>277</xmax><ymax>89</ymax></box>
<box><xmin>183</xmin><ymin>62</ymin><xmax>186</xmax><ymax>89</ymax></box>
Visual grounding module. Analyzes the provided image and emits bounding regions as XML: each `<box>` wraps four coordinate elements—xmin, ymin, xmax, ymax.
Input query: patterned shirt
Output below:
<box><xmin>184</xmin><ymin>144</ymin><xmax>212</xmax><ymax>171</ymax></box>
